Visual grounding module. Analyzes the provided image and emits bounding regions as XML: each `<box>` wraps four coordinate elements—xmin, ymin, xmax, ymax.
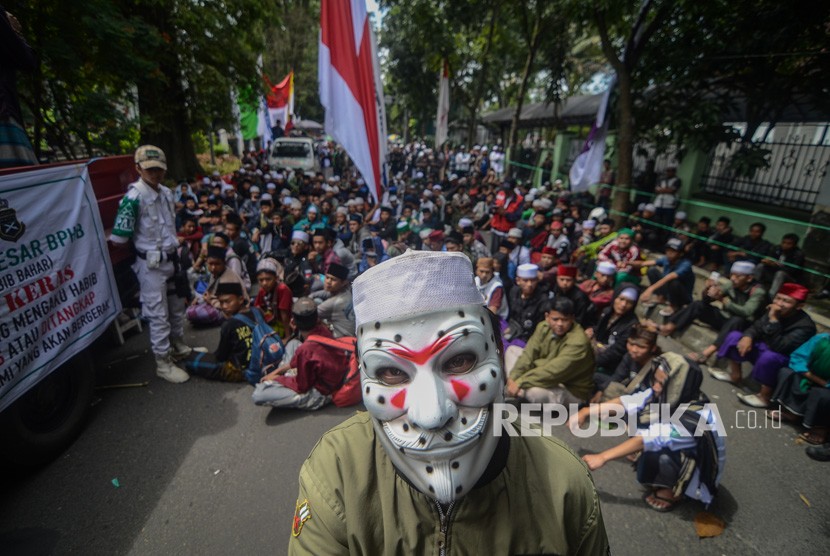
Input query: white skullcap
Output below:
<box><xmin>282</xmin><ymin>196</ymin><xmax>293</xmax><ymax>206</ymax></box>
<box><xmin>212</xmin><ymin>170</ymin><xmax>220</xmax><ymax>177</ymax></box>
<box><xmin>618</xmin><ymin>287</ymin><xmax>639</xmax><ymax>302</ymax></box>
<box><xmin>423</xmin><ymin>190</ymin><xmax>433</xmax><ymax>197</ymax></box>
<box><xmin>355</xmin><ymin>197</ymin><xmax>365</xmax><ymax>205</ymax></box>
<box><xmin>589</xmin><ymin>207</ymin><xmax>607</xmax><ymax>220</ymax></box>
<box><xmin>415</xmin><ymin>171</ymin><xmax>424</xmax><ymax>179</ymax></box>
<box><xmin>516</xmin><ymin>264</ymin><xmax>539</xmax><ymax>279</ymax></box>
<box><xmin>554</xmin><ymin>179</ymin><xmax>563</xmax><ymax>185</ymax></box>
<box><xmin>508</xmin><ymin>228</ymin><xmax>523</xmax><ymax>238</ymax></box>
<box><xmin>345</xmin><ymin>199</ymin><xmax>356</xmax><ymax>206</ymax></box>
<box><xmin>644</xmin><ymin>203</ymin><xmax>656</xmax><ymax>212</ymax></box>
<box><xmin>261</xmin><ymin>193</ymin><xmax>272</xmax><ymax>201</ymax></box>
<box><xmin>291</xmin><ymin>230</ymin><xmax>310</xmax><ymax>243</ymax></box>
<box><xmin>280</xmin><ymin>188</ymin><xmax>291</xmax><ymax>196</ymax></box>
<box><xmin>532</xmin><ymin>200</ymin><xmax>544</xmax><ymax>209</ymax></box>
<box><xmin>582</xmin><ymin>219</ymin><xmax>597</xmax><ymax>229</ymax></box>
<box><xmin>730</xmin><ymin>261</ymin><xmax>756</xmax><ymax>275</ymax></box>
<box><xmin>256</xmin><ymin>169</ymin><xmax>263</xmax><ymax>175</ymax></box>
<box><xmin>637</xmin><ymin>203</ymin><xmax>646</xmax><ymax>212</ymax></box>
<box><xmin>275</xmin><ymin>172</ymin><xmax>284</xmax><ymax>179</ymax></box>
<box><xmin>352</xmin><ymin>251</ymin><xmax>484</xmax><ymax>328</ymax></box>
<box><xmin>675</xmin><ymin>211</ymin><xmax>687</xmax><ymax>220</ymax></box>
<box><xmin>256</xmin><ymin>258</ymin><xmax>280</xmax><ymax>275</ymax></box>
<box><xmin>433</xmin><ymin>184</ymin><xmax>442</xmax><ymax>191</ymax></box>
<box><xmin>450</xmin><ymin>173</ymin><xmax>459</xmax><ymax>180</ymax></box>
<box><xmin>529</xmin><ymin>188</ymin><xmax>539</xmax><ymax>196</ymax></box>
<box><xmin>266</xmin><ymin>182</ymin><xmax>277</xmax><ymax>190</ymax></box>
<box><xmin>540</xmin><ymin>198</ymin><xmax>553</xmax><ymax>210</ymax></box>
<box><xmin>290</xmin><ymin>199</ymin><xmax>302</xmax><ymax>210</ymax></box>
<box><xmin>458</xmin><ymin>217</ymin><xmax>473</xmax><ymax>228</ymax></box>
<box><xmin>596</xmin><ymin>261</ymin><xmax>617</xmax><ymax>275</ymax></box>
<box><xmin>264</xmin><ymin>173</ymin><xmax>271</xmax><ymax>179</ymax></box>
<box><xmin>526</xmin><ymin>193</ymin><xmax>536</xmax><ymax>202</ymax></box>
<box><xmin>238</xmin><ymin>168</ymin><xmax>246</xmax><ymax>174</ymax></box>
<box><xmin>332</xmin><ymin>175</ymin><xmax>340</xmax><ymax>181</ymax></box>
<box><xmin>250</xmin><ymin>185</ymin><xmax>261</xmax><ymax>193</ymax></box>
<box><xmin>419</xmin><ymin>228</ymin><xmax>433</xmax><ymax>240</ymax></box>
<box><xmin>221</xmin><ymin>183</ymin><xmax>235</xmax><ymax>192</ymax></box>
<box><xmin>202</xmin><ymin>177</ymin><xmax>211</xmax><ymax>185</ymax></box>
<box><xmin>336</xmin><ymin>206</ymin><xmax>348</xmax><ymax>215</ymax></box>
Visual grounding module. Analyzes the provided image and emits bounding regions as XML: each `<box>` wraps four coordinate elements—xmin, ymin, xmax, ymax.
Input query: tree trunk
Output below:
<box><xmin>508</xmin><ymin>31</ymin><xmax>540</xmax><ymax>152</ymax></box>
<box><xmin>131</xmin><ymin>4</ymin><xmax>202</xmax><ymax>180</ymax></box>
<box><xmin>466</xmin><ymin>2</ymin><xmax>500</xmax><ymax>145</ymax></box>
<box><xmin>611</xmin><ymin>69</ymin><xmax>633</xmax><ymax>223</ymax></box>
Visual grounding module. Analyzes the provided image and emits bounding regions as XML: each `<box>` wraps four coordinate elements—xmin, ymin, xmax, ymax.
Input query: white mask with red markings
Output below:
<box><xmin>358</xmin><ymin>304</ymin><xmax>504</xmax><ymax>503</ymax></box>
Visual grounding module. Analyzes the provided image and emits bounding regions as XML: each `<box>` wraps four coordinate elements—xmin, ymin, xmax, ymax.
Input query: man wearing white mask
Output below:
<box><xmin>289</xmin><ymin>251</ymin><xmax>608</xmax><ymax>554</ymax></box>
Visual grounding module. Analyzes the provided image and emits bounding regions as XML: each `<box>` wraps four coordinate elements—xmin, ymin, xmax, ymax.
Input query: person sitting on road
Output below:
<box><xmin>579</xmin><ymin>261</ymin><xmax>617</xmax><ymax>315</ymax></box>
<box><xmin>597</xmin><ymin>227</ymin><xmax>640</xmax><ymax>285</ymax></box>
<box><xmin>758</xmin><ymin>233</ymin><xmax>806</xmax><ymax>297</ymax></box>
<box><xmin>572</xmin><ymin>350</ymin><xmax>725</xmax><ymax>513</ymax></box>
<box><xmin>631</xmin><ymin>237</ymin><xmax>694</xmax><ymax>318</ymax></box>
<box><xmin>593</xmin><ymin>286</ymin><xmax>641</xmax><ymax>376</ymax></box>
<box><xmin>288</xmin><ymin>250</ymin><xmax>609</xmax><ymax>554</ymax></box>
<box><xmin>769</xmin><ymin>333</ymin><xmax>830</xmax><ymax>446</ymax></box>
<box><xmin>180</xmin><ymin>281</ymin><xmax>254</xmax><ymax>382</ymax></box>
<box><xmin>506</xmin><ymin>297</ymin><xmax>595</xmax><ymax>404</ymax></box>
<box><xmin>313</xmin><ymin>262</ymin><xmax>355</xmax><ymax>338</ymax></box>
<box><xmin>713</xmin><ymin>283</ymin><xmax>816</xmax><ymax>408</ymax></box>
<box><xmin>252</xmin><ymin>298</ymin><xmax>342</xmax><ymax>411</ymax></box>
<box><xmin>658</xmin><ymin>261</ymin><xmax>767</xmax><ymax>364</ymax></box>
<box><xmin>552</xmin><ymin>264</ymin><xmax>596</xmax><ymax>332</ymax></box>
<box><xmin>475</xmin><ymin>257</ymin><xmax>509</xmax><ymax>319</ymax></box>
<box><xmin>504</xmin><ymin>263</ymin><xmax>550</xmax><ymax>356</ymax></box>
<box><xmin>253</xmin><ymin>257</ymin><xmax>293</xmax><ymax>341</ymax></box>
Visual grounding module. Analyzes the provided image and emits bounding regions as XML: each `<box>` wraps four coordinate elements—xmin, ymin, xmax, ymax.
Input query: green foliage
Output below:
<box><xmin>8</xmin><ymin>0</ymin><xmax>276</xmax><ymax>167</ymax></box>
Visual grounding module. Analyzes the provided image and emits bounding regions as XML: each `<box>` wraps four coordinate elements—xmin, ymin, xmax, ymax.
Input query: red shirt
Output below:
<box><xmin>276</xmin><ymin>325</ymin><xmax>347</xmax><ymax>395</ymax></box>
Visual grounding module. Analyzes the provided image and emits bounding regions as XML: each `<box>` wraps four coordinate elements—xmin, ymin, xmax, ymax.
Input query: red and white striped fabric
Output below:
<box><xmin>319</xmin><ymin>0</ymin><xmax>386</xmax><ymax>203</ymax></box>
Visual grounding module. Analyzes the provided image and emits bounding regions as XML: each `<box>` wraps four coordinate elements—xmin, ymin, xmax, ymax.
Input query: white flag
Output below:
<box><xmin>569</xmin><ymin>75</ymin><xmax>616</xmax><ymax>192</ymax></box>
<box><xmin>435</xmin><ymin>59</ymin><xmax>450</xmax><ymax>149</ymax></box>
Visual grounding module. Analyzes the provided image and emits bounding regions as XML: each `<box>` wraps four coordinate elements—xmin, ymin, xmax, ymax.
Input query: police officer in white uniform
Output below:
<box><xmin>109</xmin><ymin>145</ymin><xmax>194</xmax><ymax>383</ymax></box>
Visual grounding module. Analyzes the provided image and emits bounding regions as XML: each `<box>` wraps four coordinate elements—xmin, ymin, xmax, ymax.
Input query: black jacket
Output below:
<box><xmin>744</xmin><ymin>309</ymin><xmax>816</xmax><ymax>356</ymax></box>
<box><xmin>594</xmin><ymin>309</ymin><xmax>639</xmax><ymax>371</ymax></box>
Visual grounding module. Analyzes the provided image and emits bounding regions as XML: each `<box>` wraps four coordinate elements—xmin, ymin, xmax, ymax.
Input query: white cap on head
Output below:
<box><xmin>582</xmin><ymin>219</ymin><xmax>597</xmax><ymax>229</ymax></box>
<box><xmin>516</xmin><ymin>263</ymin><xmax>539</xmax><ymax>279</ymax></box>
<box><xmin>730</xmin><ymin>261</ymin><xmax>756</xmax><ymax>275</ymax></box>
<box><xmin>596</xmin><ymin>261</ymin><xmax>617</xmax><ymax>275</ymax></box>
<box><xmin>675</xmin><ymin>211</ymin><xmax>687</xmax><ymax>220</ymax></box>
<box><xmin>644</xmin><ymin>203</ymin><xmax>656</xmax><ymax>212</ymax></box>
<box><xmin>291</xmin><ymin>230</ymin><xmax>310</xmax><ymax>243</ymax></box>
<box><xmin>507</xmin><ymin>228</ymin><xmax>523</xmax><ymax>238</ymax></box>
<box><xmin>202</xmin><ymin>177</ymin><xmax>211</xmax><ymax>185</ymax></box>
<box><xmin>260</xmin><ymin>193</ymin><xmax>272</xmax><ymax>201</ymax></box>
<box><xmin>458</xmin><ymin>217</ymin><xmax>473</xmax><ymax>228</ymax></box>
<box><xmin>352</xmin><ymin>251</ymin><xmax>484</xmax><ymax>329</ymax></box>
<box><xmin>266</xmin><ymin>182</ymin><xmax>277</xmax><ymax>190</ymax></box>
<box><xmin>618</xmin><ymin>287</ymin><xmax>639</xmax><ymax>302</ymax></box>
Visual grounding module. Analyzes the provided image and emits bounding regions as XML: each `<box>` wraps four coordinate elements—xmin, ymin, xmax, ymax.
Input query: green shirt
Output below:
<box><xmin>510</xmin><ymin>321</ymin><xmax>596</xmax><ymax>401</ymax></box>
<box><xmin>289</xmin><ymin>412</ymin><xmax>608</xmax><ymax>555</ymax></box>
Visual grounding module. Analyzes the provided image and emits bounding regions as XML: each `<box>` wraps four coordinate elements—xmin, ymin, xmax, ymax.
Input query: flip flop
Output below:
<box><xmin>642</xmin><ymin>491</ymin><xmax>681</xmax><ymax>513</ymax></box>
<box><xmin>707</xmin><ymin>366</ymin><xmax>740</xmax><ymax>384</ymax></box>
<box><xmin>737</xmin><ymin>392</ymin><xmax>769</xmax><ymax>408</ymax></box>
<box><xmin>798</xmin><ymin>431</ymin><xmax>826</xmax><ymax>446</ymax></box>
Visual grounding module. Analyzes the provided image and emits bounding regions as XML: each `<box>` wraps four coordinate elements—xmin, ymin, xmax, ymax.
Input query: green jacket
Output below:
<box><xmin>721</xmin><ymin>281</ymin><xmax>767</xmax><ymax>320</ymax></box>
<box><xmin>289</xmin><ymin>412</ymin><xmax>608</xmax><ymax>556</ymax></box>
<box><xmin>510</xmin><ymin>322</ymin><xmax>596</xmax><ymax>401</ymax></box>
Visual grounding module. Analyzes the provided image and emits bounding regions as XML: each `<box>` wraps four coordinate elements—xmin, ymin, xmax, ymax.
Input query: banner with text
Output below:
<box><xmin>0</xmin><ymin>163</ymin><xmax>120</xmax><ymax>412</ymax></box>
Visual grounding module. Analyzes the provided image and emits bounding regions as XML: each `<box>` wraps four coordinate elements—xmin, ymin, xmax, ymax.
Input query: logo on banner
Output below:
<box><xmin>0</xmin><ymin>197</ymin><xmax>26</xmax><ymax>242</ymax></box>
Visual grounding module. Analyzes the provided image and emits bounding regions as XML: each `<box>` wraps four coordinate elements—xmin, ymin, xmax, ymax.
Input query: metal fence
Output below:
<box><xmin>699</xmin><ymin>122</ymin><xmax>830</xmax><ymax>213</ymax></box>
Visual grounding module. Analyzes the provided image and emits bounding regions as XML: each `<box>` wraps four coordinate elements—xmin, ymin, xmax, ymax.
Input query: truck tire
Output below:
<box><xmin>0</xmin><ymin>351</ymin><xmax>95</xmax><ymax>467</ymax></box>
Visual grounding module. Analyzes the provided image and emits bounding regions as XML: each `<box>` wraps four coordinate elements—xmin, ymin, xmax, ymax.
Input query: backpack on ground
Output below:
<box><xmin>233</xmin><ymin>307</ymin><xmax>285</xmax><ymax>385</ymax></box>
<box><xmin>305</xmin><ymin>335</ymin><xmax>362</xmax><ymax>407</ymax></box>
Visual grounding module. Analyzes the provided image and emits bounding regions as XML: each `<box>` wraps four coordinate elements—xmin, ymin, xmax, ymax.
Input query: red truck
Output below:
<box><xmin>0</xmin><ymin>156</ymin><xmax>137</xmax><ymax>466</ymax></box>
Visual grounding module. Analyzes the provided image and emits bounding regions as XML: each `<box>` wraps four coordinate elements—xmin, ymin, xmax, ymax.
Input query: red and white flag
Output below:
<box><xmin>319</xmin><ymin>0</ymin><xmax>387</xmax><ymax>203</ymax></box>
<box><xmin>435</xmin><ymin>59</ymin><xmax>450</xmax><ymax>149</ymax></box>
<box><xmin>265</xmin><ymin>72</ymin><xmax>295</xmax><ymax>130</ymax></box>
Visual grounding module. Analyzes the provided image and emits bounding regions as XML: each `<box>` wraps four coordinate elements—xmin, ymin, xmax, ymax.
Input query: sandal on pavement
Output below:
<box><xmin>798</xmin><ymin>431</ymin><xmax>826</xmax><ymax>446</ymax></box>
<box><xmin>707</xmin><ymin>366</ymin><xmax>740</xmax><ymax>384</ymax></box>
<box><xmin>687</xmin><ymin>352</ymin><xmax>711</xmax><ymax>364</ymax></box>
<box><xmin>643</xmin><ymin>491</ymin><xmax>681</xmax><ymax>513</ymax></box>
<box><xmin>737</xmin><ymin>392</ymin><xmax>769</xmax><ymax>408</ymax></box>
<box><xmin>767</xmin><ymin>409</ymin><xmax>800</xmax><ymax>423</ymax></box>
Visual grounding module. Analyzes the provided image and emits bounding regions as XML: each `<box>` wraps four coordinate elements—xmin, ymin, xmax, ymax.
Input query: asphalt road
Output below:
<box><xmin>1</xmin><ymin>325</ymin><xmax>828</xmax><ymax>555</ymax></box>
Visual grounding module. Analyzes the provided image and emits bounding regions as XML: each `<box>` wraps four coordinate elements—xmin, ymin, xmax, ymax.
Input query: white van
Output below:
<box><xmin>268</xmin><ymin>137</ymin><xmax>319</xmax><ymax>172</ymax></box>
